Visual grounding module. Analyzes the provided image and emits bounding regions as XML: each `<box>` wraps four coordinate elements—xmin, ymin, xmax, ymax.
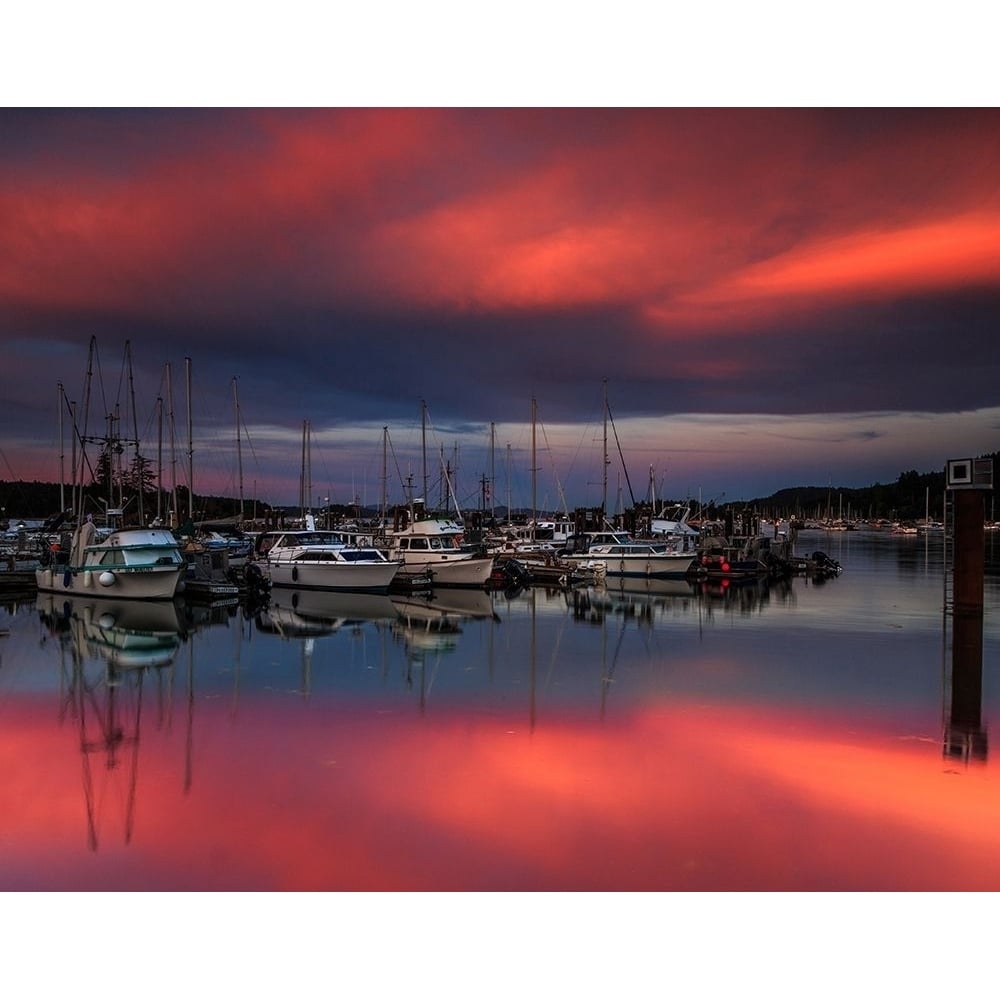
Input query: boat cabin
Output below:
<box><xmin>560</xmin><ymin>530</ymin><xmax>632</xmax><ymax>556</ymax></box>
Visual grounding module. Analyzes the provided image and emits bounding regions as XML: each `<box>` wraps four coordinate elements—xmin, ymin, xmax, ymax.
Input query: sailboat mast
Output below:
<box><xmin>380</xmin><ymin>426</ymin><xmax>388</xmax><ymax>527</ymax></box>
<box><xmin>490</xmin><ymin>421</ymin><xmax>496</xmax><ymax>524</ymax></box>
<box><xmin>233</xmin><ymin>376</ymin><xmax>244</xmax><ymax>525</ymax></box>
<box><xmin>70</xmin><ymin>398</ymin><xmax>77</xmax><ymax>519</ymax></box>
<box><xmin>506</xmin><ymin>443</ymin><xmax>512</xmax><ymax>524</ymax></box>
<box><xmin>602</xmin><ymin>377</ymin><xmax>609</xmax><ymax>515</ymax></box>
<box><xmin>185</xmin><ymin>356</ymin><xmax>193</xmax><ymax>522</ymax></box>
<box><xmin>125</xmin><ymin>341</ymin><xmax>144</xmax><ymax>526</ymax></box>
<box><xmin>440</xmin><ymin>453</ymin><xmax>462</xmax><ymax>519</ymax></box>
<box><xmin>165</xmin><ymin>362</ymin><xmax>179</xmax><ymax>529</ymax></box>
<box><xmin>106</xmin><ymin>407</ymin><xmax>116</xmax><ymax>512</ymax></box>
<box><xmin>58</xmin><ymin>381</ymin><xmax>65</xmax><ymax>513</ymax></box>
<box><xmin>299</xmin><ymin>420</ymin><xmax>307</xmax><ymax>519</ymax></box>
<box><xmin>439</xmin><ymin>444</ymin><xmax>446</xmax><ymax>510</ymax></box>
<box><xmin>156</xmin><ymin>395</ymin><xmax>163</xmax><ymax>524</ymax></box>
<box><xmin>421</xmin><ymin>399</ymin><xmax>428</xmax><ymax>503</ymax></box>
<box><xmin>76</xmin><ymin>335</ymin><xmax>96</xmax><ymax>520</ymax></box>
<box><xmin>531</xmin><ymin>396</ymin><xmax>537</xmax><ymax>542</ymax></box>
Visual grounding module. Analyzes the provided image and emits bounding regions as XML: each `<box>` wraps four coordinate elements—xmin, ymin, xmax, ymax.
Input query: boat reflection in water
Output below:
<box><xmin>252</xmin><ymin>588</ymin><xmax>403</xmax><ymax>699</ymax></box>
<box><xmin>257</xmin><ymin>588</ymin><xmax>399</xmax><ymax>639</ymax></box>
<box><xmin>390</xmin><ymin>589</ymin><xmax>498</xmax><ymax>652</ymax></box>
<box><xmin>37</xmin><ymin>594</ymin><xmax>186</xmax><ymax>851</ymax></box>
<box><xmin>564</xmin><ymin>577</ymin><xmax>700</xmax><ymax>632</ymax></box>
<box><xmin>386</xmin><ymin>589</ymin><xmax>500</xmax><ymax>707</ymax></box>
<box><xmin>39</xmin><ymin>594</ymin><xmax>184</xmax><ymax>670</ymax></box>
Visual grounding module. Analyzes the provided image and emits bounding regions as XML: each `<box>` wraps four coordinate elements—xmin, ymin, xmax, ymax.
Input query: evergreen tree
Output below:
<box><xmin>122</xmin><ymin>452</ymin><xmax>157</xmax><ymax>497</ymax></box>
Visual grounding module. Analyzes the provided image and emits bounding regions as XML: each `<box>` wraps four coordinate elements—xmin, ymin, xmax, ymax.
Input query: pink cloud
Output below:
<box><xmin>0</xmin><ymin>109</ymin><xmax>998</xmax><ymax>332</ymax></box>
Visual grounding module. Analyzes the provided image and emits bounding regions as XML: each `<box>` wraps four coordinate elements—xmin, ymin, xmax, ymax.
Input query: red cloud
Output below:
<box><xmin>648</xmin><ymin>211</ymin><xmax>1000</xmax><ymax>331</ymax></box>
<box><xmin>0</xmin><ymin>110</ymin><xmax>998</xmax><ymax>331</ymax></box>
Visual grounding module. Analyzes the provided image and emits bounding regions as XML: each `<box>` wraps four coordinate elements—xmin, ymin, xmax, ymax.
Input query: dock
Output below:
<box><xmin>0</xmin><ymin>569</ymin><xmax>38</xmax><ymax>594</ymax></box>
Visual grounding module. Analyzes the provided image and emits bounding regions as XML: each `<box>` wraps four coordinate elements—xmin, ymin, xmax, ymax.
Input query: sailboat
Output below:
<box><xmin>35</xmin><ymin>339</ymin><xmax>187</xmax><ymax>601</ymax></box>
<box><xmin>377</xmin><ymin>404</ymin><xmax>494</xmax><ymax>588</ymax></box>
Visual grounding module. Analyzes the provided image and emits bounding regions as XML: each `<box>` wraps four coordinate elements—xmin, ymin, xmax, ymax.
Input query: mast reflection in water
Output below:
<box><xmin>1</xmin><ymin>529</ymin><xmax>999</xmax><ymax>890</ymax></box>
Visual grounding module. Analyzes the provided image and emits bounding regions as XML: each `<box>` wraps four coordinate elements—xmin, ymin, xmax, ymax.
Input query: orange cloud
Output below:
<box><xmin>1</xmin><ymin>109</ymin><xmax>998</xmax><ymax>333</ymax></box>
<box><xmin>647</xmin><ymin>211</ymin><xmax>1000</xmax><ymax>331</ymax></box>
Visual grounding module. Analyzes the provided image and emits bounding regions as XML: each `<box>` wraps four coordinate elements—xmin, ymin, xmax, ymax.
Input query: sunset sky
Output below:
<box><xmin>2</xmin><ymin>107</ymin><xmax>998</xmax><ymax>511</ymax></box>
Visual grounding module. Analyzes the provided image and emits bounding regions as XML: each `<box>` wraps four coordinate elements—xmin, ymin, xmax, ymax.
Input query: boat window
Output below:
<box><xmin>340</xmin><ymin>549</ymin><xmax>383</xmax><ymax>562</ymax></box>
<box><xmin>410</xmin><ymin>539</ymin><xmax>429</xmax><ymax>550</ymax></box>
<box><xmin>312</xmin><ymin>532</ymin><xmax>344</xmax><ymax>545</ymax></box>
<box><xmin>429</xmin><ymin>538</ymin><xmax>443</xmax><ymax>550</ymax></box>
<box><xmin>98</xmin><ymin>549</ymin><xmax>127</xmax><ymax>566</ymax></box>
<box><xmin>144</xmin><ymin>547</ymin><xmax>182</xmax><ymax>564</ymax></box>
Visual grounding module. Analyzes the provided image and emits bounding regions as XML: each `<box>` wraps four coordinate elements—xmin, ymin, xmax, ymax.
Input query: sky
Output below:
<box><xmin>1</xmin><ymin>106</ymin><xmax>999</xmax><ymax>513</ymax></box>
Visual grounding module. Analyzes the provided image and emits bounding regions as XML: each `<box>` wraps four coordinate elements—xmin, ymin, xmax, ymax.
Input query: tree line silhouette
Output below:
<box><xmin>2</xmin><ymin>452</ymin><xmax>995</xmax><ymax>525</ymax></box>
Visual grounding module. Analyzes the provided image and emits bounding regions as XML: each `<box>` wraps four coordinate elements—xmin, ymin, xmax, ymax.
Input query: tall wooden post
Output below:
<box><xmin>945</xmin><ymin>457</ymin><xmax>992</xmax><ymax>763</ymax></box>
<box><xmin>953</xmin><ymin>489</ymin><xmax>985</xmax><ymax>615</ymax></box>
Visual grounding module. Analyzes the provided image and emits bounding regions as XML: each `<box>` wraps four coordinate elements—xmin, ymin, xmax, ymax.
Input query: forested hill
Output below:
<box><xmin>750</xmin><ymin>452</ymin><xmax>998</xmax><ymax>521</ymax></box>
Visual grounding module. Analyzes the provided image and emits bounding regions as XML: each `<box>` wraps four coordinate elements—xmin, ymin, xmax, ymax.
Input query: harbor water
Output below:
<box><xmin>1</xmin><ymin>528</ymin><xmax>999</xmax><ymax>891</ymax></box>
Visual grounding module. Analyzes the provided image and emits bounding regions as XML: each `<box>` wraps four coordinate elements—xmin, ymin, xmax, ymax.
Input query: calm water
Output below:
<box><xmin>2</xmin><ymin>529</ymin><xmax>999</xmax><ymax>891</ymax></box>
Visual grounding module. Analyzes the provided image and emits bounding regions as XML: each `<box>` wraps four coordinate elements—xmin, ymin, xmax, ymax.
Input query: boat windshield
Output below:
<box><xmin>102</xmin><ymin>547</ymin><xmax>184</xmax><ymax>567</ymax></box>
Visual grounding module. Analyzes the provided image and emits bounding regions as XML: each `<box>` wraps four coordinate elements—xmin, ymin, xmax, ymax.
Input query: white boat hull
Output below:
<box><xmin>36</xmin><ymin>564</ymin><xmax>185</xmax><ymax>600</ymax></box>
<box><xmin>397</xmin><ymin>556</ymin><xmax>495</xmax><ymax>587</ymax></box>
<box><xmin>568</xmin><ymin>553</ymin><xmax>696</xmax><ymax>580</ymax></box>
<box><xmin>268</xmin><ymin>559</ymin><xmax>400</xmax><ymax>592</ymax></box>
